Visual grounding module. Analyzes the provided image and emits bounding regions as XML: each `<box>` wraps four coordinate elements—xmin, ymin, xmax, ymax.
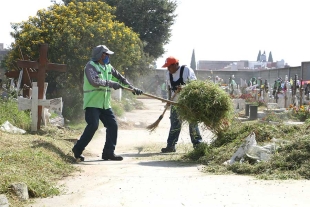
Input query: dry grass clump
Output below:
<box><xmin>176</xmin><ymin>80</ymin><xmax>234</xmax><ymax>133</ymax></box>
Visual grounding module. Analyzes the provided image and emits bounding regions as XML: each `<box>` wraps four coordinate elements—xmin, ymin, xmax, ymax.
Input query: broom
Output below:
<box><xmin>146</xmin><ymin>89</ymin><xmax>179</xmax><ymax>132</ymax></box>
<box><xmin>122</xmin><ymin>87</ymin><xmax>177</xmax><ymax>105</ymax></box>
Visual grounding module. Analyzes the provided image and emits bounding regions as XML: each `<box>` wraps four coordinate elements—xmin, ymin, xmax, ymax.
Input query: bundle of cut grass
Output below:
<box><xmin>176</xmin><ymin>80</ymin><xmax>234</xmax><ymax>133</ymax></box>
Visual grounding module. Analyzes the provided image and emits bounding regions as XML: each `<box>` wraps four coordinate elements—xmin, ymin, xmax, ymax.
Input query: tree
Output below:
<box><xmin>257</xmin><ymin>50</ymin><xmax>261</xmax><ymax>61</ymax></box>
<box><xmin>63</xmin><ymin>0</ymin><xmax>178</xmax><ymax>59</ymax></box>
<box><xmin>4</xmin><ymin>0</ymin><xmax>143</xmax><ymax>118</ymax></box>
<box><xmin>190</xmin><ymin>49</ymin><xmax>196</xmax><ymax>70</ymax></box>
<box><xmin>268</xmin><ymin>51</ymin><xmax>273</xmax><ymax>62</ymax></box>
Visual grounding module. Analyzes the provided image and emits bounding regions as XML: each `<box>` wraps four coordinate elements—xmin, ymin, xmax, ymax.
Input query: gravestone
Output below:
<box><xmin>5</xmin><ymin>43</ymin><xmax>66</xmax><ymax>130</ymax></box>
<box><xmin>277</xmin><ymin>95</ymin><xmax>285</xmax><ymax>108</ymax></box>
<box><xmin>232</xmin><ymin>98</ymin><xmax>245</xmax><ymax>112</ymax></box>
<box><xmin>18</xmin><ymin>82</ymin><xmax>62</xmax><ymax>131</ymax></box>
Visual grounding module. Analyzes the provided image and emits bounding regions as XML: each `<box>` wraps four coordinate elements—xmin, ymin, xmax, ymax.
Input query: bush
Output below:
<box><xmin>59</xmin><ymin>88</ymin><xmax>84</xmax><ymax>121</ymax></box>
<box><xmin>0</xmin><ymin>98</ymin><xmax>31</xmax><ymax>130</ymax></box>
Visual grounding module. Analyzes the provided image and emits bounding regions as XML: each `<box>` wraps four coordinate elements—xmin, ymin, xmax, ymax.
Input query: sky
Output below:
<box><xmin>1</xmin><ymin>0</ymin><xmax>309</xmax><ymax>68</ymax></box>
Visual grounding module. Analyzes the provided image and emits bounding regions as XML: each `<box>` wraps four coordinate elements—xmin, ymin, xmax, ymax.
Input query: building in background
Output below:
<box><xmin>197</xmin><ymin>50</ymin><xmax>288</xmax><ymax>71</ymax></box>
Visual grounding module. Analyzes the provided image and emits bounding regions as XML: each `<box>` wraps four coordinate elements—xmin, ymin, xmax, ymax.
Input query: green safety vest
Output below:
<box><xmin>83</xmin><ymin>61</ymin><xmax>113</xmax><ymax>110</ymax></box>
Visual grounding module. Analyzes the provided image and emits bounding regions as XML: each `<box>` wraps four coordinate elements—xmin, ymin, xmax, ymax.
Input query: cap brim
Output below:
<box><xmin>106</xmin><ymin>50</ymin><xmax>114</xmax><ymax>55</ymax></box>
<box><xmin>162</xmin><ymin>63</ymin><xmax>170</xmax><ymax>67</ymax></box>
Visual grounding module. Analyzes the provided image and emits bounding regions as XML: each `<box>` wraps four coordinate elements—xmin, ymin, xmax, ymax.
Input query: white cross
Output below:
<box><xmin>17</xmin><ymin>82</ymin><xmax>62</xmax><ymax>131</ymax></box>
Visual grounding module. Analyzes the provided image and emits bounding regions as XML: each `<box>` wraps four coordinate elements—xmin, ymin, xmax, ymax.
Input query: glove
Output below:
<box><xmin>109</xmin><ymin>81</ymin><xmax>123</xmax><ymax>90</ymax></box>
<box><xmin>132</xmin><ymin>87</ymin><xmax>143</xmax><ymax>95</ymax></box>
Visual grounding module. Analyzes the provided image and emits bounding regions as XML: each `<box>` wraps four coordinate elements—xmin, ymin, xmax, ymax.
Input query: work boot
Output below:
<box><xmin>161</xmin><ymin>146</ymin><xmax>176</xmax><ymax>153</ymax></box>
<box><xmin>72</xmin><ymin>147</ymin><xmax>85</xmax><ymax>161</ymax></box>
<box><xmin>102</xmin><ymin>153</ymin><xmax>123</xmax><ymax>161</ymax></box>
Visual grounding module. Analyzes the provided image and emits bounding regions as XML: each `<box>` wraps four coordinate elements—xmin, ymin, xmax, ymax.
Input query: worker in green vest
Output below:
<box><xmin>72</xmin><ymin>45</ymin><xmax>143</xmax><ymax>161</ymax></box>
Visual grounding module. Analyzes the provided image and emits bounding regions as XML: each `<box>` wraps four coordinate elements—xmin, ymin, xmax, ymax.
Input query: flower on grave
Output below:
<box><xmin>239</xmin><ymin>93</ymin><xmax>256</xmax><ymax>103</ymax></box>
<box><xmin>289</xmin><ymin>104</ymin><xmax>310</xmax><ymax>121</ymax></box>
<box><xmin>257</xmin><ymin>99</ymin><xmax>266</xmax><ymax>107</ymax></box>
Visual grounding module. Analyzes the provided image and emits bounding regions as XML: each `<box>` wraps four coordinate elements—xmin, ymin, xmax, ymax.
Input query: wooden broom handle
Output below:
<box><xmin>123</xmin><ymin>87</ymin><xmax>178</xmax><ymax>105</ymax></box>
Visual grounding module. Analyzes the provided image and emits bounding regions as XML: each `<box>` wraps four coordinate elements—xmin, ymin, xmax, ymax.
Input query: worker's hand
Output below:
<box><xmin>110</xmin><ymin>82</ymin><xmax>123</xmax><ymax>90</ymax></box>
<box><xmin>132</xmin><ymin>87</ymin><xmax>143</xmax><ymax>95</ymax></box>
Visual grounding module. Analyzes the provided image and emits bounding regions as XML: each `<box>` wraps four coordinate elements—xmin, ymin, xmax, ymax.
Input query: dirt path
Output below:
<box><xmin>28</xmin><ymin>99</ymin><xmax>310</xmax><ymax>207</ymax></box>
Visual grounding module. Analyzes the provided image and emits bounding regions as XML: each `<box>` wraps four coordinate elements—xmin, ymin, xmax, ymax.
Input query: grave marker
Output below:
<box><xmin>5</xmin><ymin>43</ymin><xmax>66</xmax><ymax>130</ymax></box>
<box><xmin>18</xmin><ymin>82</ymin><xmax>63</xmax><ymax>131</ymax></box>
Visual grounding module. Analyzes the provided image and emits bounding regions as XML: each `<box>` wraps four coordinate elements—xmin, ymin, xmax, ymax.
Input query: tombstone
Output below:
<box><xmin>232</xmin><ymin>98</ymin><xmax>245</xmax><ymax>113</ymax></box>
<box><xmin>5</xmin><ymin>43</ymin><xmax>66</xmax><ymax>130</ymax></box>
<box><xmin>292</xmin><ymin>74</ymin><xmax>299</xmax><ymax>105</ymax></box>
<box><xmin>267</xmin><ymin>103</ymin><xmax>278</xmax><ymax>110</ymax></box>
<box><xmin>249</xmin><ymin>105</ymin><xmax>258</xmax><ymax>120</ymax></box>
<box><xmin>285</xmin><ymin>89</ymin><xmax>293</xmax><ymax>107</ymax></box>
<box><xmin>18</xmin><ymin>82</ymin><xmax>63</xmax><ymax>131</ymax></box>
<box><xmin>245</xmin><ymin>103</ymin><xmax>250</xmax><ymax>116</ymax></box>
<box><xmin>277</xmin><ymin>95</ymin><xmax>285</xmax><ymax>108</ymax></box>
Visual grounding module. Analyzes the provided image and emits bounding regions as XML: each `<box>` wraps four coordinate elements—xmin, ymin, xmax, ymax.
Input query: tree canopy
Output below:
<box><xmin>63</xmin><ymin>0</ymin><xmax>178</xmax><ymax>60</ymax></box>
<box><xmin>6</xmin><ymin>1</ymin><xmax>142</xmax><ymax>72</ymax></box>
<box><xmin>3</xmin><ymin>0</ymin><xmax>144</xmax><ymax>118</ymax></box>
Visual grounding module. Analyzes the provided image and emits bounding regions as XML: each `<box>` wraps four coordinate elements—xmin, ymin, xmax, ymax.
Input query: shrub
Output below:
<box><xmin>0</xmin><ymin>98</ymin><xmax>31</xmax><ymax>130</ymax></box>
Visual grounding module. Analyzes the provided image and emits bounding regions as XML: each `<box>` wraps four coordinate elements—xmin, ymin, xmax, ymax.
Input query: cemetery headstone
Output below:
<box><xmin>6</xmin><ymin>43</ymin><xmax>66</xmax><ymax>129</ymax></box>
<box><xmin>5</xmin><ymin>43</ymin><xmax>66</xmax><ymax>130</ymax></box>
<box><xmin>18</xmin><ymin>82</ymin><xmax>63</xmax><ymax>131</ymax></box>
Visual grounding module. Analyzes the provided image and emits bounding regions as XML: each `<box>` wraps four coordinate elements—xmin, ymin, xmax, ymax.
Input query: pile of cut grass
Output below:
<box><xmin>182</xmin><ymin>120</ymin><xmax>310</xmax><ymax>180</ymax></box>
<box><xmin>176</xmin><ymin>80</ymin><xmax>234</xmax><ymax>133</ymax></box>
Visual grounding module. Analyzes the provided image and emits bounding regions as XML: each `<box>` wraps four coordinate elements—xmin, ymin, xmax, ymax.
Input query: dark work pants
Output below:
<box><xmin>74</xmin><ymin>107</ymin><xmax>118</xmax><ymax>154</ymax></box>
<box><xmin>167</xmin><ymin>106</ymin><xmax>202</xmax><ymax>147</ymax></box>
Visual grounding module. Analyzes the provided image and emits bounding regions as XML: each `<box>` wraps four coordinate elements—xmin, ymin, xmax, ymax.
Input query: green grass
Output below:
<box><xmin>0</xmin><ymin>126</ymin><xmax>80</xmax><ymax>207</ymax></box>
<box><xmin>0</xmin><ymin>98</ymin><xmax>31</xmax><ymax>130</ymax></box>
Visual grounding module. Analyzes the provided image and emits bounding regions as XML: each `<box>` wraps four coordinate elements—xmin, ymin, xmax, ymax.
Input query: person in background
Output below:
<box><xmin>72</xmin><ymin>45</ymin><xmax>143</xmax><ymax>161</ymax></box>
<box><xmin>229</xmin><ymin>75</ymin><xmax>237</xmax><ymax>95</ymax></box>
<box><xmin>214</xmin><ymin>75</ymin><xmax>223</xmax><ymax>86</ymax></box>
<box><xmin>161</xmin><ymin>56</ymin><xmax>202</xmax><ymax>153</ymax></box>
<box><xmin>161</xmin><ymin>81</ymin><xmax>167</xmax><ymax>99</ymax></box>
